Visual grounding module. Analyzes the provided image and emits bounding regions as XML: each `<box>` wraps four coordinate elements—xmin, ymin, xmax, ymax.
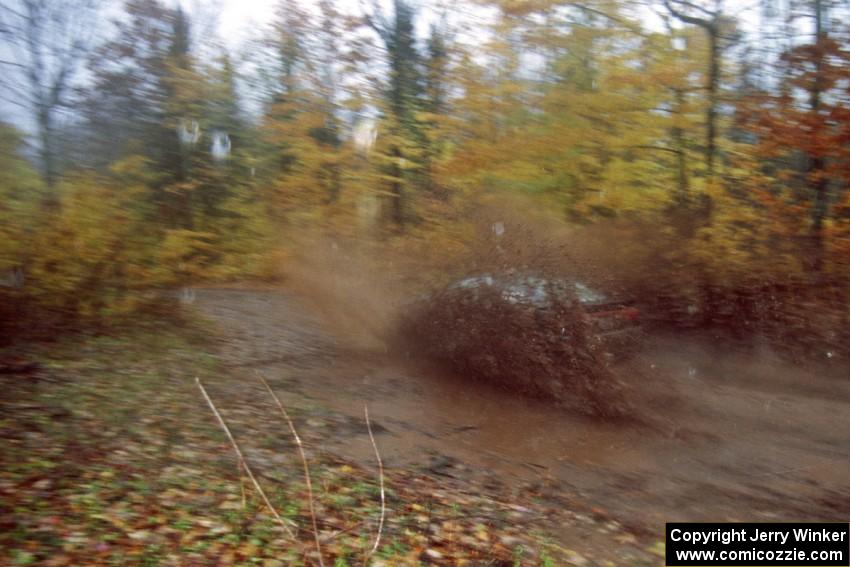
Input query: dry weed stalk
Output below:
<box><xmin>195</xmin><ymin>377</ymin><xmax>296</xmax><ymax>539</ymax></box>
<box><xmin>363</xmin><ymin>404</ymin><xmax>386</xmax><ymax>564</ymax></box>
<box><xmin>239</xmin><ymin>463</ymin><xmax>247</xmax><ymax>510</ymax></box>
<box><xmin>197</xmin><ymin>376</ymin><xmax>388</xmax><ymax>566</ymax></box>
<box><xmin>258</xmin><ymin>373</ymin><xmax>325</xmax><ymax>567</ymax></box>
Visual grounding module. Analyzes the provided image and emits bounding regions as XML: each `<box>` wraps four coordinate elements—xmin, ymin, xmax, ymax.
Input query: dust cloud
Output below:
<box><xmin>278</xmin><ymin>199</ymin><xmax>644</xmax><ymax>419</ymax></box>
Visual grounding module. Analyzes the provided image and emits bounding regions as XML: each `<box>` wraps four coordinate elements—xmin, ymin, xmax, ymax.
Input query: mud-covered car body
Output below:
<box><xmin>447</xmin><ymin>274</ymin><xmax>641</xmax><ymax>355</ymax></box>
<box><xmin>397</xmin><ymin>273</ymin><xmax>635</xmax><ymax>414</ymax></box>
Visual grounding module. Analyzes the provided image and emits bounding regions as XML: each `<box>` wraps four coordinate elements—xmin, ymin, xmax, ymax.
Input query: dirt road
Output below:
<box><xmin>194</xmin><ymin>288</ymin><xmax>850</xmax><ymax>537</ymax></box>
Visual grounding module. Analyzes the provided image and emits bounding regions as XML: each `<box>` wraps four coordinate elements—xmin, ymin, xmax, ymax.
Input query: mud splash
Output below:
<box><xmin>194</xmin><ymin>288</ymin><xmax>850</xmax><ymax>531</ymax></box>
<box><xmin>396</xmin><ymin>278</ymin><xmax>631</xmax><ymax>419</ymax></box>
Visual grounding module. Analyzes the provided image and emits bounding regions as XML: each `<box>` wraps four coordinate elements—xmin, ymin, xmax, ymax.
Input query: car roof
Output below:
<box><xmin>452</xmin><ymin>274</ymin><xmax>609</xmax><ymax>307</ymax></box>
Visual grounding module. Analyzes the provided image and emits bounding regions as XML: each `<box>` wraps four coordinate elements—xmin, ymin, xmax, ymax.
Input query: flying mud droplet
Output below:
<box><xmin>179</xmin><ymin>287</ymin><xmax>196</xmax><ymax>304</ymax></box>
<box><xmin>352</xmin><ymin>117</ymin><xmax>378</xmax><ymax>154</ymax></box>
<box><xmin>211</xmin><ymin>131</ymin><xmax>231</xmax><ymax>161</ymax></box>
<box><xmin>177</xmin><ymin>119</ymin><xmax>201</xmax><ymax>146</ymax></box>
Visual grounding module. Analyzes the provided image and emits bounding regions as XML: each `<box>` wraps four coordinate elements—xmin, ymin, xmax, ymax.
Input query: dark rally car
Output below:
<box><xmin>396</xmin><ymin>272</ymin><xmax>638</xmax><ymax>412</ymax></box>
<box><xmin>447</xmin><ymin>274</ymin><xmax>641</xmax><ymax>357</ymax></box>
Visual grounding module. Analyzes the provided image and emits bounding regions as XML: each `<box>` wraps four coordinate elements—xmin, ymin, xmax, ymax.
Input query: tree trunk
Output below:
<box><xmin>807</xmin><ymin>0</ymin><xmax>827</xmax><ymax>273</ymax></box>
<box><xmin>672</xmin><ymin>88</ymin><xmax>690</xmax><ymax>202</ymax></box>
<box><xmin>36</xmin><ymin>106</ymin><xmax>59</xmax><ymax>208</ymax></box>
<box><xmin>390</xmin><ymin>145</ymin><xmax>404</xmax><ymax>226</ymax></box>
<box><xmin>706</xmin><ymin>26</ymin><xmax>719</xmax><ymax>180</ymax></box>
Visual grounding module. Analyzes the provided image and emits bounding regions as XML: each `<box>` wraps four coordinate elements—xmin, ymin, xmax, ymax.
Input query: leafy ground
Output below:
<box><xmin>0</xmin><ymin>313</ymin><xmax>660</xmax><ymax>566</ymax></box>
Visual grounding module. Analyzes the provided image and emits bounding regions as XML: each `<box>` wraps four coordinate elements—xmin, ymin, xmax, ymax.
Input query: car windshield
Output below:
<box><xmin>574</xmin><ymin>282</ymin><xmax>608</xmax><ymax>304</ymax></box>
<box><xmin>452</xmin><ymin>275</ymin><xmax>608</xmax><ymax>307</ymax></box>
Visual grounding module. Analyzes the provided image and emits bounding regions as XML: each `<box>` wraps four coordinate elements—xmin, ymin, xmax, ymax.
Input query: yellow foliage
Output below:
<box><xmin>0</xmin><ymin>125</ymin><xmax>44</xmax><ymax>273</ymax></box>
<box><xmin>23</xmin><ymin>170</ymin><xmax>155</xmax><ymax>317</ymax></box>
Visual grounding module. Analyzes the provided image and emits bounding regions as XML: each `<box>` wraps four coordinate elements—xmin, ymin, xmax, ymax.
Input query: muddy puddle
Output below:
<box><xmin>194</xmin><ymin>288</ymin><xmax>850</xmax><ymax>532</ymax></box>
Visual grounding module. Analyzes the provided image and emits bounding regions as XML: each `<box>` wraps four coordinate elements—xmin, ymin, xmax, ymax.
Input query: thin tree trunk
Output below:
<box><xmin>706</xmin><ymin>27</ymin><xmax>719</xmax><ymax>180</ymax></box>
<box><xmin>672</xmin><ymin>88</ymin><xmax>690</xmax><ymax>202</ymax></box>
<box><xmin>36</xmin><ymin>106</ymin><xmax>59</xmax><ymax>210</ymax></box>
<box><xmin>808</xmin><ymin>0</ymin><xmax>827</xmax><ymax>273</ymax></box>
<box><xmin>390</xmin><ymin>145</ymin><xmax>404</xmax><ymax>226</ymax></box>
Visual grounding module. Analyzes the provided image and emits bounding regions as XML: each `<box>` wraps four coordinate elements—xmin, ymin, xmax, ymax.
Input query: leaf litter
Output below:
<box><xmin>0</xmin><ymin>317</ymin><xmax>659</xmax><ymax>565</ymax></box>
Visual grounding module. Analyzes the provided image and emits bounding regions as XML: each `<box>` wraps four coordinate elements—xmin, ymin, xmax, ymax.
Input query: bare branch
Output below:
<box><xmin>195</xmin><ymin>378</ymin><xmax>297</xmax><ymax>539</ymax></box>
<box><xmin>359</xmin><ymin>0</ymin><xmax>389</xmax><ymax>41</ymax></box>
<box><xmin>663</xmin><ymin>0</ymin><xmax>717</xmax><ymax>29</ymax></box>
<box><xmin>0</xmin><ymin>3</ymin><xmax>26</xmax><ymax>20</ymax></box>
<box><xmin>0</xmin><ymin>0</ymin><xmax>104</xmax><ymax>186</ymax></box>
<box><xmin>670</xmin><ymin>0</ymin><xmax>716</xmax><ymax>18</ymax></box>
<box><xmin>560</xmin><ymin>2</ymin><xmax>649</xmax><ymax>37</ymax></box>
<box><xmin>0</xmin><ymin>91</ymin><xmax>30</xmax><ymax>108</ymax></box>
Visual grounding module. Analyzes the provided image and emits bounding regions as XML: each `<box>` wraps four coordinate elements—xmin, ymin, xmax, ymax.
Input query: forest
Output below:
<box><xmin>1</xmin><ymin>0</ymin><xmax>848</xmax><ymax>355</ymax></box>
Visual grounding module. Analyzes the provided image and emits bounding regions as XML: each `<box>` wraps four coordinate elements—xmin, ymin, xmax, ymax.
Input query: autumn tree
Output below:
<box><xmin>738</xmin><ymin>1</ymin><xmax>850</xmax><ymax>274</ymax></box>
<box><xmin>363</xmin><ymin>0</ymin><xmax>429</xmax><ymax>226</ymax></box>
<box><xmin>83</xmin><ymin>0</ymin><xmax>179</xmax><ymax>172</ymax></box>
<box><xmin>661</xmin><ymin>0</ymin><xmax>728</xmax><ymax>182</ymax></box>
<box><xmin>258</xmin><ymin>0</ymin><xmax>353</xmax><ymax>224</ymax></box>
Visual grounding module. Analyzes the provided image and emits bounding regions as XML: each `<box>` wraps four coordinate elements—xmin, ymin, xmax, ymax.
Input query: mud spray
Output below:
<box><xmin>279</xmin><ymin>197</ymin><xmax>645</xmax><ymax>420</ymax></box>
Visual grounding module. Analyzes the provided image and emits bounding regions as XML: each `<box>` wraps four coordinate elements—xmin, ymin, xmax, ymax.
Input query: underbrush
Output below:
<box><xmin>0</xmin><ymin>290</ymin><xmax>192</xmax><ymax>347</ymax></box>
<box><xmin>568</xmin><ymin>218</ymin><xmax>850</xmax><ymax>367</ymax></box>
<box><xmin>626</xmin><ymin>276</ymin><xmax>850</xmax><ymax>366</ymax></box>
